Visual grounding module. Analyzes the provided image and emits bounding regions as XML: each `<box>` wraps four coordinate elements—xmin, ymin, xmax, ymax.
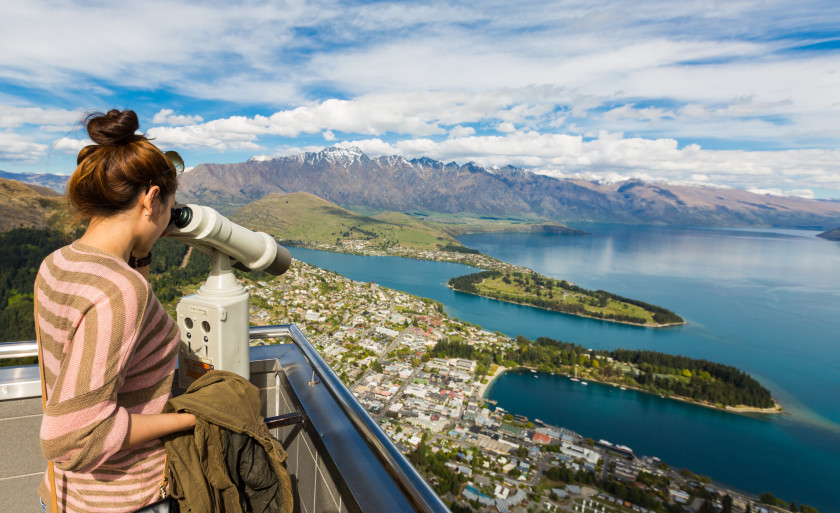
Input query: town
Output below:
<box><xmin>241</xmin><ymin>258</ymin><xmax>802</xmax><ymax>513</ymax></box>
<box><xmin>288</xmin><ymin>238</ymin><xmax>527</xmax><ymax>273</ymax></box>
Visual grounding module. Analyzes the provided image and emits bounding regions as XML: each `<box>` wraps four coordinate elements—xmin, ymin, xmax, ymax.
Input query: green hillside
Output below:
<box><xmin>230</xmin><ymin>192</ymin><xmax>465</xmax><ymax>250</ymax></box>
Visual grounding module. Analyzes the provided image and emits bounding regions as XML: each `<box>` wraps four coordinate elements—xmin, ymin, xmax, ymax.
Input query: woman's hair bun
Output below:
<box><xmin>85</xmin><ymin>109</ymin><xmax>143</xmax><ymax>146</ymax></box>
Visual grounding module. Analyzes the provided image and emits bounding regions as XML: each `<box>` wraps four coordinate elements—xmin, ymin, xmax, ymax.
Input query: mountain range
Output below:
<box><xmin>177</xmin><ymin>147</ymin><xmax>840</xmax><ymax>229</ymax></box>
<box><xmin>0</xmin><ymin>170</ymin><xmax>70</xmax><ymax>193</ymax></box>
<box><xmin>4</xmin><ymin>147</ymin><xmax>840</xmax><ymax>231</ymax></box>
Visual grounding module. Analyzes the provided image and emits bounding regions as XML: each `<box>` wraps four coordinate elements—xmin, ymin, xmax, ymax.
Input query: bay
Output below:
<box><xmin>289</xmin><ymin>224</ymin><xmax>840</xmax><ymax>512</ymax></box>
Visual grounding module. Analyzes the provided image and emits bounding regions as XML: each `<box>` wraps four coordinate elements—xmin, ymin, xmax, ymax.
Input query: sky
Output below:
<box><xmin>1</xmin><ymin>0</ymin><xmax>839</xmax><ymax>199</ymax></box>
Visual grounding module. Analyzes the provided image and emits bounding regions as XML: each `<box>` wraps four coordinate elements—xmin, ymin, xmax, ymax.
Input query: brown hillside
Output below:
<box><xmin>0</xmin><ymin>177</ymin><xmax>64</xmax><ymax>232</ymax></box>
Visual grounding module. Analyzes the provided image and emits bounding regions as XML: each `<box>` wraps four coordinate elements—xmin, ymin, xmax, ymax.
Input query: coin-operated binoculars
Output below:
<box><xmin>167</xmin><ymin>204</ymin><xmax>291</xmax><ymax>386</ymax></box>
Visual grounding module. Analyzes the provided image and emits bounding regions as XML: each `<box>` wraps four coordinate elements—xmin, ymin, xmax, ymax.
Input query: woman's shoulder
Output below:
<box><xmin>40</xmin><ymin>241</ymin><xmax>151</xmax><ymax>301</ymax></box>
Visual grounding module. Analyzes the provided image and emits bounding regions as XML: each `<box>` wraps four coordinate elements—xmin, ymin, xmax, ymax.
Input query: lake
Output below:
<box><xmin>290</xmin><ymin>224</ymin><xmax>840</xmax><ymax>512</ymax></box>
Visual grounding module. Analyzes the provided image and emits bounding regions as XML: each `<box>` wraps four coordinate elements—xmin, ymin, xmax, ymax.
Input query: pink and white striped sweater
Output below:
<box><xmin>36</xmin><ymin>241</ymin><xmax>180</xmax><ymax>513</ymax></box>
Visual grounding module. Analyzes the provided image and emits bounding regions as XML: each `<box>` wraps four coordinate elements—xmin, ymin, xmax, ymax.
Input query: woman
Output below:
<box><xmin>35</xmin><ymin>109</ymin><xmax>195</xmax><ymax>512</ymax></box>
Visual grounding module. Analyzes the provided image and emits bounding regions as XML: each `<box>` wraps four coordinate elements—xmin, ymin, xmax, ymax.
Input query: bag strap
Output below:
<box><xmin>34</xmin><ymin>280</ymin><xmax>60</xmax><ymax>513</ymax></box>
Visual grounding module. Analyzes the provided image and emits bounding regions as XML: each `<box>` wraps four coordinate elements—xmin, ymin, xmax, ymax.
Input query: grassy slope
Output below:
<box><xmin>478</xmin><ymin>274</ymin><xmax>658</xmax><ymax>323</ymax></box>
<box><xmin>230</xmin><ymin>192</ymin><xmax>463</xmax><ymax>249</ymax></box>
<box><xmin>348</xmin><ymin>207</ymin><xmax>584</xmax><ymax>236</ymax></box>
<box><xmin>451</xmin><ymin>271</ymin><xmax>684</xmax><ymax>326</ymax></box>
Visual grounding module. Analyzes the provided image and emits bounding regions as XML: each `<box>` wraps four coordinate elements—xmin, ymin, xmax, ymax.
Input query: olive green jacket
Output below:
<box><xmin>162</xmin><ymin>370</ymin><xmax>293</xmax><ymax>513</ymax></box>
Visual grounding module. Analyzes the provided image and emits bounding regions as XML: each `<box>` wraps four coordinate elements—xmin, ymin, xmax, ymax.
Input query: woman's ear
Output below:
<box><xmin>142</xmin><ymin>185</ymin><xmax>161</xmax><ymax>216</ymax></box>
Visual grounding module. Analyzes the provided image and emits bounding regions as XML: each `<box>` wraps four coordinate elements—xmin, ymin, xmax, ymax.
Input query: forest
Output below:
<box><xmin>431</xmin><ymin>335</ymin><xmax>775</xmax><ymax>409</ymax></box>
<box><xmin>0</xmin><ymin>228</ymin><xmax>71</xmax><ymax>344</ymax></box>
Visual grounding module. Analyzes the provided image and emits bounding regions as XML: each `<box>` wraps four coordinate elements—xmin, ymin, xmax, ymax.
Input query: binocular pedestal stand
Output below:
<box><xmin>176</xmin><ymin>249</ymin><xmax>250</xmax><ymax>387</ymax></box>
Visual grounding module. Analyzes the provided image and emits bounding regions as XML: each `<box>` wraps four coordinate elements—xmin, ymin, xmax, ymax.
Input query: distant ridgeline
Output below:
<box><xmin>449</xmin><ymin>270</ymin><xmax>684</xmax><ymax>326</ymax></box>
<box><xmin>433</xmin><ymin>336</ymin><xmax>776</xmax><ymax>409</ymax></box>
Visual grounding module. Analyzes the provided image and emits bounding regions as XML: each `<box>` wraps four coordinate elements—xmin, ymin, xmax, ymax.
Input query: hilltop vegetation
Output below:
<box><xmin>449</xmin><ymin>270</ymin><xmax>684</xmax><ymax>327</ymax></box>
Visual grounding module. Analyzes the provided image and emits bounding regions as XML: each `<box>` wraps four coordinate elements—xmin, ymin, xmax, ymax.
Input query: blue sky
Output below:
<box><xmin>1</xmin><ymin>0</ymin><xmax>839</xmax><ymax>199</ymax></box>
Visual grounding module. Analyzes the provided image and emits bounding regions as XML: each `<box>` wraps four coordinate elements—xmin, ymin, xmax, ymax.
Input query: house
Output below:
<box><xmin>532</xmin><ymin>432</ymin><xmax>551</xmax><ymax>445</ymax></box>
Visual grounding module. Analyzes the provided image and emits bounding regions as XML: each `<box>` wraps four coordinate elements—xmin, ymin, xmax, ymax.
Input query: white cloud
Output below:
<box><xmin>152</xmin><ymin>109</ymin><xmax>203</xmax><ymax>126</ymax></box>
<box><xmin>604</xmin><ymin>104</ymin><xmax>671</xmax><ymax>123</ymax></box>
<box><xmin>147</xmin><ymin>124</ymin><xmax>263</xmax><ymax>151</ymax></box>
<box><xmin>748</xmin><ymin>187</ymin><xmax>816</xmax><ymax>199</ymax></box>
<box><xmin>497</xmin><ymin>122</ymin><xmax>517</xmax><ymax>133</ymax></box>
<box><xmin>0</xmin><ymin>105</ymin><xmax>81</xmax><ymax>130</ymax></box>
<box><xmin>0</xmin><ymin>132</ymin><xmax>48</xmax><ymax>161</ymax></box>
<box><xmin>335</xmin><ymin>138</ymin><xmax>397</xmax><ymax>157</ymax></box>
<box><xmin>449</xmin><ymin>125</ymin><xmax>475</xmax><ymax>138</ymax></box>
<box><xmin>322</xmin><ymin>130</ymin><xmax>335</xmax><ymax>141</ymax></box>
<box><xmin>52</xmin><ymin>136</ymin><xmax>91</xmax><ymax>153</ymax></box>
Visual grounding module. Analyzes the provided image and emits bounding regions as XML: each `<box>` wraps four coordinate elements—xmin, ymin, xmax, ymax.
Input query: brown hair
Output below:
<box><xmin>66</xmin><ymin>109</ymin><xmax>178</xmax><ymax>222</ymax></box>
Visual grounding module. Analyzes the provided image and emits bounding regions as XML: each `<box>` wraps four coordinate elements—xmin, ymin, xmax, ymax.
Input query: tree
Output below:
<box><xmin>722</xmin><ymin>494</ymin><xmax>733</xmax><ymax>513</ymax></box>
<box><xmin>760</xmin><ymin>492</ymin><xmax>777</xmax><ymax>506</ymax></box>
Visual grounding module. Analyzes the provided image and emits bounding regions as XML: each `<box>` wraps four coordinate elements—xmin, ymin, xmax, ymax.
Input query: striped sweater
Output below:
<box><xmin>36</xmin><ymin>241</ymin><xmax>180</xmax><ymax>513</ymax></box>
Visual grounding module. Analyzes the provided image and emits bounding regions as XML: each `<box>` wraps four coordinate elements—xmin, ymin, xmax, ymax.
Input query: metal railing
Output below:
<box><xmin>250</xmin><ymin>325</ymin><xmax>449</xmax><ymax>513</ymax></box>
<box><xmin>0</xmin><ymin>341</ymin><xmax>37</xmax><ymax>360</ymax></box>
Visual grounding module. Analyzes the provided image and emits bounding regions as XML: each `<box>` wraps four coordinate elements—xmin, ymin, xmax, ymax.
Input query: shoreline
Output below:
<box><xmin>448</xmin><ymin>285</ymin><xmax>686</xmax><ymax>329</ymax></box>
<box><xmin>602</xmin><ymin>379</ymin><xmax>783</xmax><ymax>415</ymax></box>
<box><xmin>487</xmin><ymin>365</ymin><xmax>782</xmax><ymax>416</ymax></box>
<box><xmin>477</xmin><ymin>364</ymin><xmax>508</xmax><ymax>401</ymax></box>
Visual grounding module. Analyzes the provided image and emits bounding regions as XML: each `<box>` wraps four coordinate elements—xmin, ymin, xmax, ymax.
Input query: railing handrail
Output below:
<box><xmin>0</xmin><ymin>341</ymin><xmax>37</xmax><ymax>360</ymax></box>
<box><xmin>250</xmin><ymin>325</ymin><xmax>450</xmax><ymax>513</ymax></box>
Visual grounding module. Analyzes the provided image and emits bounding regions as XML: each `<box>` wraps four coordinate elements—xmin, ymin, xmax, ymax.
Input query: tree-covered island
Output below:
<box><xmin>433</xmin><ymin>336</ymin><xmax>781</xmax><ymax>413</ymax></box>
<box><xmin>449</xmin><ymin>270</ymin><xmax>685</xmax><ymax>327</ymax></box>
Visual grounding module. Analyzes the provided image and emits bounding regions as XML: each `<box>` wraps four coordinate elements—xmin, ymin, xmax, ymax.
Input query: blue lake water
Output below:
<box><xmin>289</xmin><ymin>224</ymin><xmax>840</xmax><ymax>512</ymax></box>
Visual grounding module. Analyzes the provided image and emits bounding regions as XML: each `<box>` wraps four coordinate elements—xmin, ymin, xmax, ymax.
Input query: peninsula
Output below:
<box><xmin>449</xmin><ymin>270</ymin><xmax>685</xmax><ymax>327</ymax></box>
<box><xmin>433</xmin><ymin>336</ymin><xmax>780</xmax><ymax>413</ymax></box>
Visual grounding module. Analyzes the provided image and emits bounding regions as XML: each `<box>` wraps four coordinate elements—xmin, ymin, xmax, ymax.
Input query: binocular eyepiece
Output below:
<box><xmin>170</xmin><ymin>206</ymin><xmax>193</xmax><ymax>229</ymax></box>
